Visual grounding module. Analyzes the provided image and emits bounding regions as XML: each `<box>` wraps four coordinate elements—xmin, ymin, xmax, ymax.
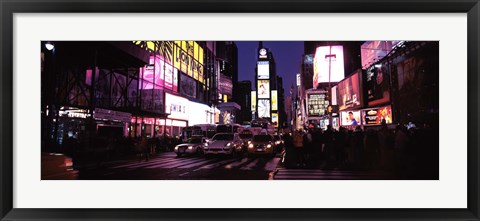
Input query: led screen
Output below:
<box><xmin>362</xmin><ymin>106</ymin><xmax>393</xmax><ymax>125</ymax></box>
<box><xmin>340</xmin><ymin>110</ymin><xmax>361</xmax><ymax>126</ymax></box>
<box><xmin>257</xmin><ymin>80</ymin><xmax>270</xmax><ymax>99</ymax></box>
<box><xmin>271</xmin><ymin>90</ymin><xmax>278</xmax><ymax>111</ymax></box>
<box><xmin>251</xmin><ymin>91</ymin><xmax>256</xmax><ymax>111</ymax></box>
<box><xmin>313</xmin><ymin>45</ymin><xmax>345</xmax><ymax>88</ymax></box>
<box><xmin>337</xmin><ymin>70</ymin><xmax>363</xmax><ymax>111</ymax></box>
<box><xmin>257</xmin><ymin>61</ymin><xmax>270</xmax><ymax>79</ymax></box>
<box><xmin>257</xmin><ymin>99</ymin><xmax>271</xmax><ymax>118</ymax></box>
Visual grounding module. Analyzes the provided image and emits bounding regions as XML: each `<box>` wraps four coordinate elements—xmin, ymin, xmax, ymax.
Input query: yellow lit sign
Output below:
<box><xmin>271</xmin><ymin>90</ymin><xmax>278</xmax><ymax>111</ymax></box>
<box><xmin>135</xmin><ymin>41</ymin><xmax>204</xmax><ymax>82</ymax></box>
<box><xmin>251</xmin><ymin>91</ymin><xmax>256</xmax><ymax>111</ymax></box>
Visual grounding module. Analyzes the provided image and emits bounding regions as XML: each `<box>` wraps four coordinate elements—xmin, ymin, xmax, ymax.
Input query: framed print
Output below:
<box><xmin>1</xmin><ymin>0</ymin><xmax>479</xmax><ymax>220</ymax></box>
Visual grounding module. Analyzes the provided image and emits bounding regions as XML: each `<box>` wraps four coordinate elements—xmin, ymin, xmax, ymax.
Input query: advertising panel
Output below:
<box><xmin>307</xmin><ymin>93</ymin><xmax>328</xmax><ymax>117</ymax></box>
<box><xmin>165</xmin><ymin>93</ymin><xmax>189</xmax><ymax>121</ymax></box>
<box><xmin>313</xmin><ymin>45</ymin><xmax>345</xmax><ymax>88</ymax></box>
<box><xmin>340</xmin><ymin>110</ymin><xmax>361</xmax><ymax>126</ymax></box>
<box><xmin>271</xmin><ymin>113</ymin><xmax>279</xmax><ymax>127</ymax></box>
<box><xmin>173</xmin><ymin>41</ymin><xmax>204</xmax><ymax>81</ymax></box>
<box><xmin>296</xmin><ymin>73</ymin><xmax>301</xmax><ymax>86</ymax></box>
<box><xmin>257</xmin><ymin>99</ymin><xmax>271</xmax><ymax>118</ymax></box>
<box><xmin>257</xmin><ymin>80</ymin><xmax>270</xmax><ymax>99</ymax></box>
<box><xmin>219</xmin><ymin>74</ymin><xmax>233</xmax><ymax>97</ymax></box>
<box><xmin>271</xmin><ymin>90</ymin><xmax>278</xmax><ymax>111</ymax></box>
<box><xmin>366</xmin><ymin>65</ymin><xmax>390</xmax><ymax>106</ymax></box>
<box><xmin>361</xmin><ymin>41</ymin><xmax>395</xmax><ymax>69</ymax></box>
<box><xmin>362</xmin><ymin>106</ymin><xmax>393</xmax><ymax>125</ymax></box>
<box><xmin>337</xmin><ymin>70</ymin><xmax>363</xmax><ymax>111</ymax></box>
<box><xmin>180</xmin><ymin>74</ymin><xmax>197</xmax><ymax>99</ymax></box>
<box><xmin>257</xmin><ymin>61</ymin><xmax>270</xmax><ymax>79</ymax></box>
<box><xmin>251</xmin><ymin>91</ymin><xmax>256</xmax><ymax>111</ymax></box>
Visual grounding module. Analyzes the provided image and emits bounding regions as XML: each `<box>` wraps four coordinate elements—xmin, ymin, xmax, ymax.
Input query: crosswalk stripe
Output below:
<box><xmin>162</xmin><ymin>158</ymin><xmax>211</xmax><ymax>169</ymax></box>
<box><xmin>273</xmin><ymin>169</ymin><xmax>390</xmax><ymax>180</ymax></box>
<box><xmin>197</xmin><ymin>158</ymin><xmax>239</xmax><ymax>170</ymax></box>
<box><xmin>224</xmin><ymin>158</ymin><xmax>251</xmax><ymax>169</ymax></box>
<box><xmin>239</xmin><ymin>159</ymin><xmax>260</xmax><ymax>170</ymax></box>
<box><xmin>148</xmin><ymin>158</ymin><xmax>207</xmax><ymax>169</ymax></box>
<box><xmin>178</xmin><ymin>159</ymin><xmax>221</xmax><ymax>169</ymax></box>
<box><xmin>141</xmin><ymin>158</ymin><xmax>198</xmax><ymax>169</ymax></box>
<box><xmin>110</xmin><ymin>157</ymin><xmax>171</xmax><ymax>169</ymax></box>
<box><xmin>122</xmin><ymin>158</ymin><xmax>180</xmax><ymax>169</ymax></box>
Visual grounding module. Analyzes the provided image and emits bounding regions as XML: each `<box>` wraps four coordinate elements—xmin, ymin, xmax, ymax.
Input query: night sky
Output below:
<box><xmin>235</xmin><ymin>41</ymin><xmax>304</xmax><ymax>97</ymax></box>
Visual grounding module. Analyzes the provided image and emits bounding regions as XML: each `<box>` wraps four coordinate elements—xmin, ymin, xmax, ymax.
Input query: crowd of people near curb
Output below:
<box><xmin>281</xmin><ymin>122</ymin><xmax>438</xmax><ymax>179</ymax></box>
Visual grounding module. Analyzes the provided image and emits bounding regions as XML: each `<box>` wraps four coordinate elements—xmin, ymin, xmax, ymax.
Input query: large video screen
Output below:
<box><xmin>251</xmin><ymin>91</ymin><xmax>256</xmax><ymax>111</ymax></box>
<box><xmin>362</xmin><ymin>106</ymin><xmax>393</xmax><ymax>125</ymax></box>
<box><xmin>307</xmin><ymin>93</ymin><xmax>328</xmax><ymax>117</ymax></box>
<box><xmin>271</xmin><ymin>90</ymin><xmax>278</xmax><ymax>111</ymax></box>
<box><xmin>337</xmin><ymin>70</ymin><xmax>363</xmax><ymax>111</ymax></box>
<box><xmin>313</xmin><ymin>45</ymin><xmax>345</xmax><ymax>88</ymax></box>
<box><xmin>366</xmin><ymin>65</ymin><xmax>390</xmax><ymax>106</ymax></box>
<box><xmin>257</xmin><ymin>99</ymin><xmax>271</xmax><ymax>118</ymax></box>
<box><xmin>257</xmin><ymin>80</ymin><xmax>270</xmax><ymax>99</ymax></box>
<box><xmin>257</xmin><ymin>61</ymin><xmax>270</xmax><ymax>79</ymax></box>
<box><xmin>340</xmin><ymin>110</ymin><xmax>361</xmax><ymax>126</ymax></box>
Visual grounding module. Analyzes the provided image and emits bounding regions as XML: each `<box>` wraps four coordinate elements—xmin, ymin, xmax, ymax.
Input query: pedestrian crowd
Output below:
<box><xmin>281</xmin><ymin>122</ymin><xmax>438</xmax><ymax>179</ymax></box>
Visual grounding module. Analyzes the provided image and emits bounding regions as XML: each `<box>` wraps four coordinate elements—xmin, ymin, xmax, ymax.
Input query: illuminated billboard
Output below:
<box><xmin>257</xmin><ymin>80</ymin><xmax>270</xmax><ymax>99</ymax></box>
<box><xmin>361</xmin><ymin>41</ymin><xmax>395</xmax><ymax>69</ymax></box>
<box><xmin>165</xmin><ymin>93</ymin><xmax>189</xmax><ymax>121</ymax></box>
<box><xmin>307</xmin><ymin>93</ymin><xmax>328</xmax><ymax>117</ymax></box>
<box><xmin>313</xmin><ymin>45</ymin><xmax>345</xmax><ymax>88</ymax></box>
<box><xmin>337</xmin><ymin>70</ymin><xmax>363</xmax><ymax>111</ymax></box>
<box><xmin>251</xmin><ymin>91</ymin><xmax>256</xmax><ymax>111</ymax></box>
<box><xmin>271</xmin><ymin>113</ymin><xmax>279</xmax><ymax>127</ymax></box>
<box><xmin>257</xmin><ymin>61</ymin><xmax>270</xmax><ymax>79</ymax></box>
<box><xmin>219</xmin><ymin>74</ymin><xmax>233</xmax><ymax>97</ymax></box>
<box><xmin>340</xmin><ymin>110</ymin><xmax>361</xmax><ymax>126</ymax></box>
<box><xmin>271</xmin><ymin>90</ymin><xmax>278</xmax><ymax>111</ymax></box>
<box><xmin>362</xmin><ymin>106</ymin><xmax>393</xmax><ymax>125</ymax></box>
<box><xmin>139</xmin><ymin>55</ymin><xmax>178</xmax><ymax>92</ymax></box>
<box><xmin>257</xmin><ymin>99</ymin><xmax>271</xmax><ymax>118</ymax></box>
<box><xmin>366</xmin><ymin>65</ymin><xmax>390</xmax><ymax>106</ymax></box>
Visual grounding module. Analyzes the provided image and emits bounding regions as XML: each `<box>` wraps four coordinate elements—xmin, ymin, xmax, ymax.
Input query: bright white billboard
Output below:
<box><xmin>257</xmin><ymin>61</ymin><xmax>270</xmax><ymax>79</ymax></box>
<box><xmin>313</xmin><ymin>45</ymin><xmax>345</xmax><ymax>88</ymax></box>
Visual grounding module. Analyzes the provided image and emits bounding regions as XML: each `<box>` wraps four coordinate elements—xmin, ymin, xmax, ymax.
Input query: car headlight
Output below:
<box><xmin>226</xmin><ymin>142</ymin><xmax>231</xmax><ymax>147</ymax></box>
<box><xmin>248</xmin><ymin>141</ymin><xmax>251</xmax><ymax>144</ymax></box>
<box><xmin>267</xmin><ymin>144</ymin><xmax>272</xmax><ymax>148</ymax></box>
<box><xmin>174</xmin><ymin>146</ymin><xmax>179</xmax><ymax>150</ymax></box>
<box><xmin>275</xmin><ymin>141</ymin><xmax>280</xmax><ymax>145</ymax></box>
<box><xmin>204</xmin><ymin>143</ymin><xmax>209</xmax><ymax>147</ymax></box>
<box><xmin>248</xmin><ymin>144</ymin><xmax>254</xmax><ymax>148</ymax></box>
<box><xmin>188</xmin><ymin>146</ymin><xmax>193</xmax><ymax>150</ymax></box>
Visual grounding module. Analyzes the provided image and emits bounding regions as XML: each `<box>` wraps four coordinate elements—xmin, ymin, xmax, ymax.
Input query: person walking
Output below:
<box><xmin>293</xmin><ymin>130</ymin><xmax>306</xmax><ymax>167</ymax></box>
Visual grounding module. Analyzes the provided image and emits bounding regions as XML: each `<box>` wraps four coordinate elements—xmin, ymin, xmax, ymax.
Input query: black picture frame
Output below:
<box><xmin>1</xmin><ymin>0</ymin><xmax>479</xmax><ymax>220</ymax></box>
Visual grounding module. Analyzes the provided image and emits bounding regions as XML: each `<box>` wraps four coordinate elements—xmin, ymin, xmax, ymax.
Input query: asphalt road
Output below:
<box><xmin>77</xmin><ymin>152</ymin><xmax>281</xmax><ymax>180</ymax></box>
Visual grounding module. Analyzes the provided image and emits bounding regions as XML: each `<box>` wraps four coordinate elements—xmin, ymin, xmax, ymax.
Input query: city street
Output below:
<box><xmin>77</xmin><ymin>152</ymin><xmax>281</xmax><ymax>180</ymax></box>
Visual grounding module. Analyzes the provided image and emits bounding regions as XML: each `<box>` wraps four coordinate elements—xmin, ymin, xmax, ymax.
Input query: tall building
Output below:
<box><xmin>253</xmin><ymin>41</ymin><xmax>283</xmax><ymax>128</ymax></box>
<box><xmin>285</xmin><ymin>95</ymin><xmax>293</xmax><ymax>127</ymax></box>
<box><xmin>237</xmin><ymin>80</ymin><xmax>252</xmax><ymax>124</ymax></box>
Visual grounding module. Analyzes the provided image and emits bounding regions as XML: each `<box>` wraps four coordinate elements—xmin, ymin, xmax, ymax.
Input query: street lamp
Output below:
<box><xmin>45</xmin><ymin>42</ymin><xmax>55</xmax><ymax>51</ymax></box>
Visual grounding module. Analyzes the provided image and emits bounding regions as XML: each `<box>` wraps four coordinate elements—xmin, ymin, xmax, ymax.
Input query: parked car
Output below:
<box><xmin>203</xmin><ymin>133</ymin><xmax>243</xmax><ymax>157</ymax></box>
<box><xmin>174</xmin><ymin>136</ymin><xmax>207</xmax><ymax>157</ymax></box>
<box><xmin>247</xmin><ymin>134</ymin><xmax>275</xmax><ymax>157</ymax></box>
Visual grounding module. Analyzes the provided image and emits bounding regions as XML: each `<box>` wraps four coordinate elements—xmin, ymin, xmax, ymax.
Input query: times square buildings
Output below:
<box><xmin>41</xmin><ymin>41</ymin><xmax>247</xmax><ymax>151</ymax></box>
<box><xmin>295</xmin><ymin>41</ymin><xmax>439</xmax><ymax>131</ymax></box>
